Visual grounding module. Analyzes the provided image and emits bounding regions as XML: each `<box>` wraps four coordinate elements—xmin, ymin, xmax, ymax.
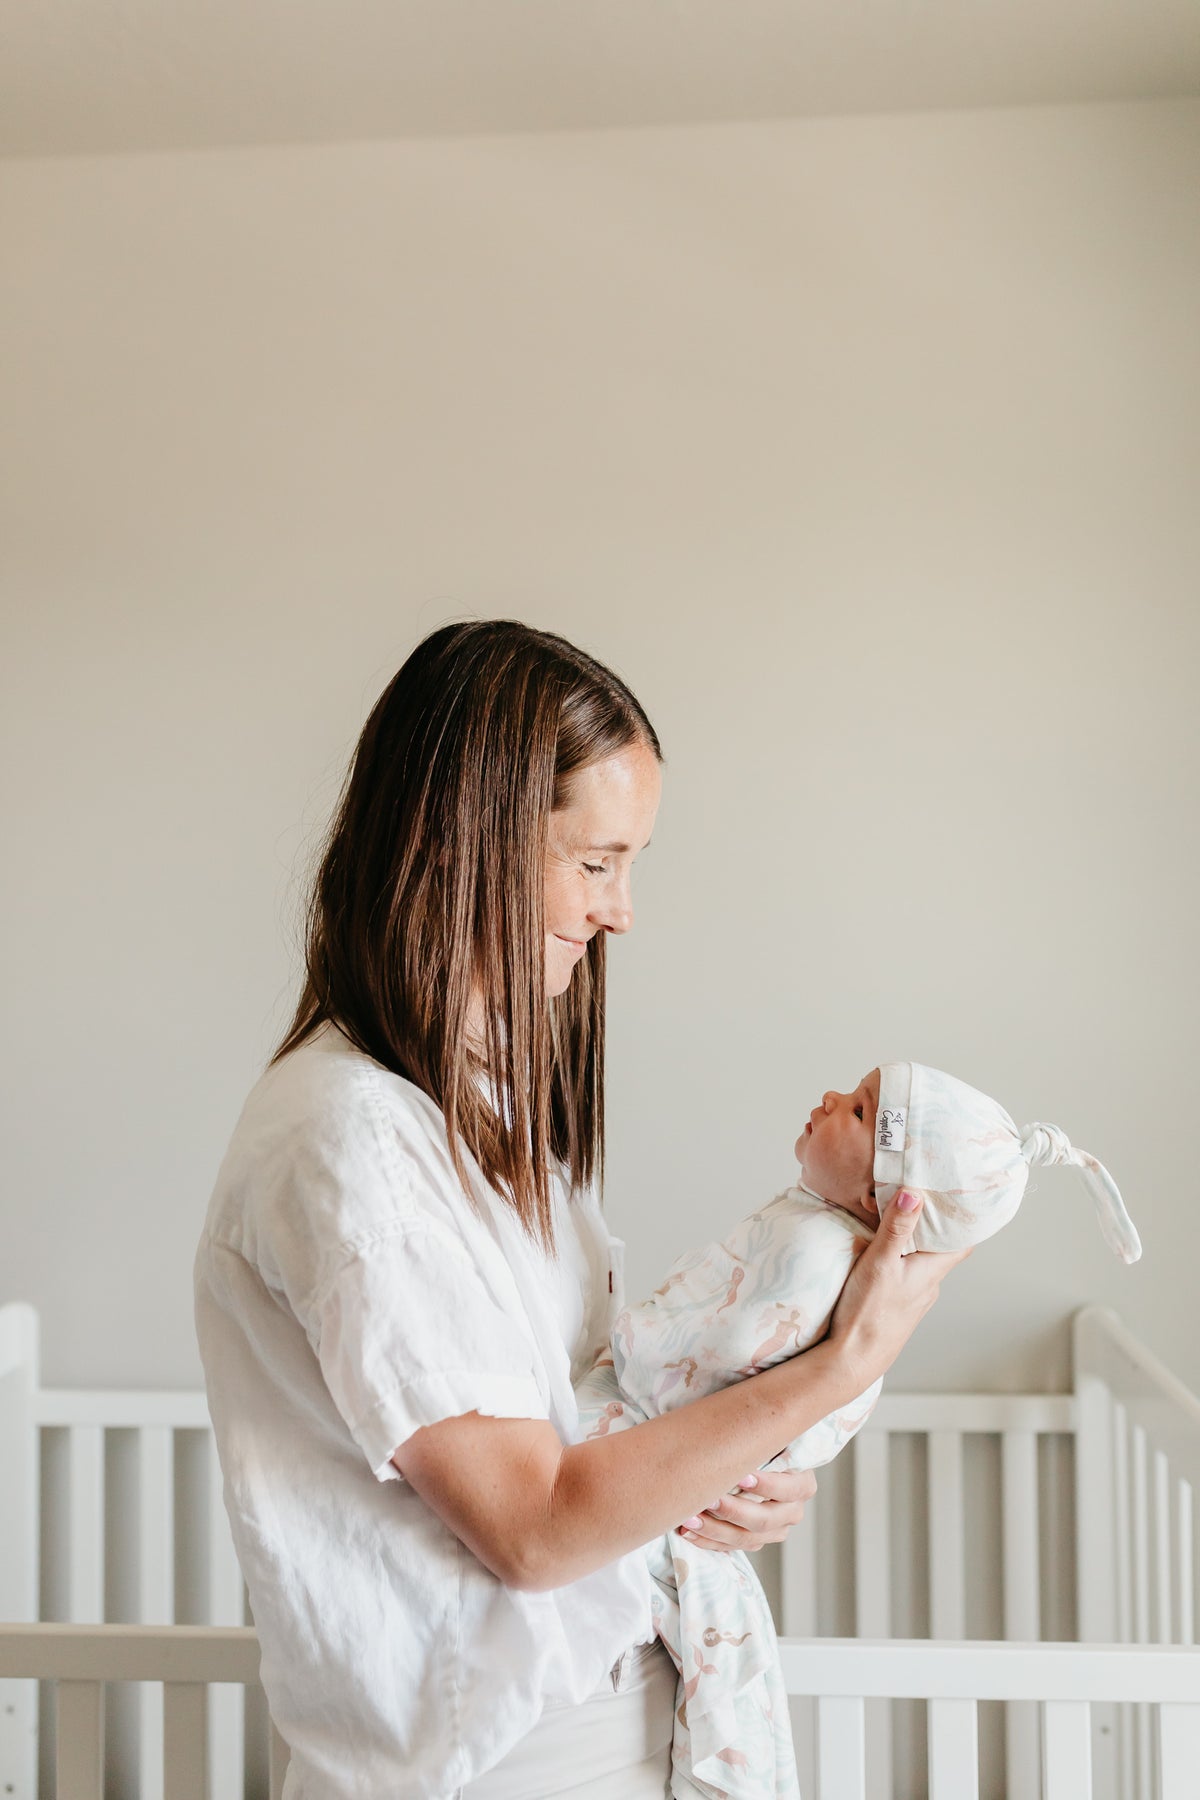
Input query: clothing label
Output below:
<box><xmin>877</xmin><ymin>1107</ymin><xmax>906</xmax><ymax>1151</ymax></box>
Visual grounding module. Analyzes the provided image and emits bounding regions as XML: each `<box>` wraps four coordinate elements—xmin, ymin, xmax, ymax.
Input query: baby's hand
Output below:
<box><xmin>677</xmin><ymin>1468</ymin><xmax>818</xmax><ymax>1554</ymax></box>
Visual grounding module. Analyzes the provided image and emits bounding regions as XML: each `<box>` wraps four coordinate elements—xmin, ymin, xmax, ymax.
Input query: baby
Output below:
<box><xmin>575</xmin><ymin>1061</ymin><xmax>1140</xmax><ymax>1800</ymax></box>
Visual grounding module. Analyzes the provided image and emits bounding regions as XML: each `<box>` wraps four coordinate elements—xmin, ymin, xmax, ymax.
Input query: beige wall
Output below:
<box><xmin>2</xmin><ymin>100</ymin><xmax>1198</xmax><ymax>1399</ymax></box>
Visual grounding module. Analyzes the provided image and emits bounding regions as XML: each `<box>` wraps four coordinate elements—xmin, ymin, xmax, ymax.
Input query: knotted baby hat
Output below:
<box><xmin>873</xmin><ymin>1063</ymin><xmax>1141</xmax><ymax>1263</ymax></box>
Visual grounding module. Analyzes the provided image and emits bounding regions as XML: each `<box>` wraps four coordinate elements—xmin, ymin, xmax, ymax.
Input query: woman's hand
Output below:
<box><xmin>828</xmin><ymin>1190</ymin><xmax>970</xmax><ymax>1394</ymax></box>
<box><xmin>676</xmin><ymin>1467</ymin><xmax>818</xmax><ymax>1554</ymax></box>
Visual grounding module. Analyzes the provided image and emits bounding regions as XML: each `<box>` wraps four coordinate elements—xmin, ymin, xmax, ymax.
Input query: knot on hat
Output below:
<box><xmin>1020</xmin><ymin>1121</ymin><xmax>1142</xmax><ymax>1265</ymax></box>
<box><xmin>1020</xmin><ymin>1122</ymin><xmax>1078</xmax><ymax>1169</ymax></box>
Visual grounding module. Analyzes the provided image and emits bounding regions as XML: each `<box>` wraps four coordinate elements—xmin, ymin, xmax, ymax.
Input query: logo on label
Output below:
<box><xmin>877</xmin><ymin>1107</ymin><xmax>906</xmax><ymax>1151</ymax></box>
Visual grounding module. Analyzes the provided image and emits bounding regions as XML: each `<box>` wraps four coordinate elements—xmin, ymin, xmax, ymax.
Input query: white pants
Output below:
<box><xmin>459</xmin><ymin>1639</ymin><xmax>675</xmax><ymax>1800</ymax></box>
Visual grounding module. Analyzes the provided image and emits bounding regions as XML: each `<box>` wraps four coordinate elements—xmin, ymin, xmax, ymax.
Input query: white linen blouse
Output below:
<box><xmin>194</xmin><ymin>1023</ymin><xmax>653</xmax><ymax>1800</ymax></box>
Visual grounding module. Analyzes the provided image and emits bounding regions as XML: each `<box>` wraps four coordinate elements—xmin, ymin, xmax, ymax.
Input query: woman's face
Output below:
<box><xmin>544</xmin><ymin>743</ymin><xmax>662</xmax><ymax>997</ymax></box>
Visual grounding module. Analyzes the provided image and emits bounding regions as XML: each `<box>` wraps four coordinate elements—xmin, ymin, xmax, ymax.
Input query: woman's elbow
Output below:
<box><xmin>473</xmin><ymin>1534</ymin><xmax>558</xmax><ymax>1592</ymax></box>
<box><xmin>478</xmin><ymin>1509</ymin><xmax>582</xmax><ymax>1592</ymax></box>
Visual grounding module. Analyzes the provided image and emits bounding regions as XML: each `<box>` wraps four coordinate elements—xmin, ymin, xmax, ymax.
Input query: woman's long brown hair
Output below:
<box><xmin>273</xmin><ymin>621</ymin><xmax>662</xmax><ymax>1246</ymax></box>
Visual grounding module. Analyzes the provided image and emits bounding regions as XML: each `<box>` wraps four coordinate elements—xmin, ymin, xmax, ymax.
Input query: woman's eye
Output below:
<box><xmin>582</xmin><ymin>863</ymin><xmax>606</xmax><ymax>877</ymax></box>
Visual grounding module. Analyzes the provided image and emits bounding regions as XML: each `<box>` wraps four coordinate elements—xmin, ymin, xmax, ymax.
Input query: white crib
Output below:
<box><xmin>1</xmin><ymin>1302</ymin><xmax>1198</xmax><ymax>1799</ymax></box>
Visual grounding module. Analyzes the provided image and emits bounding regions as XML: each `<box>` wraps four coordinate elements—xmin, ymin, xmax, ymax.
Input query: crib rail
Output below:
<box><xmin>781</xmin><ymin>1388</ymin><xmax>1080</xmax><ymax>1798</ymax></box>
<box><xmin>1073</xmin><ymin>1308</ymin><xmax>1200</xmax><ymax>1800</ymax></box>
<box><xmin>0</xmin><ymin>1303</ymin><xmax>250</xmax><ymax>1800</ymax></box>
<box><xmin>6</xmin><ymin>1624</ymin><xmax>1194</xmax><ymax>1800</ymax></box>
<box><xmin>780</xmin><ymin>1308</ymin><xmax>1200</xmax><ymax>1800</ymax></box>
<box><xmin>781</xmin><ymin>1389</ymin><xmax>1077</xmax><ymax>1641</ymax></box>
<box><xmin>780</xmin><ymin>1637</ymin><xmax>1200</xmax><ymax>1800</ymax></box>
<box><xmin>0</xmin><ymin>1625</ymin><xmax>288</xmax><ymax>1800</ymax></box>
<box><xmin>6</xmin><ymin>1303</ymin><xmax>1200</xmax><ymax>1800</ymax></box>
<box><xmin>1075</xmin><ymin>1306</ymin><xmax>1200</xmax><ymax>1648</ymax></box>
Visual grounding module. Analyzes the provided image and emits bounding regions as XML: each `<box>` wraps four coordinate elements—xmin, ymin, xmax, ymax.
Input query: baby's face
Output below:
<box><xmin>795</xmin><ymin>1068</ymin><xmax>881</xmax><ymax>1225</ymax></box>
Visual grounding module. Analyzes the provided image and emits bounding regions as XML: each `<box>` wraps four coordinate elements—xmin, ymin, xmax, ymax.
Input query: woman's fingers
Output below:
<box><xmin>680</xmin><ymin>1467</ymin><xmax>819</xmax><ymax>1553</ymax></box>
<box><xmin>858</xmin><ymin>1190</ymin><xmax>925</xmax><ymax>1273</ymax></box>
<box><xmin>750</xmin><ymin>1467</ymin><xmax>818</xmax><ymax>1507</ymax></box>
<box><xmin>827</xmin><ymin>1191</ymin><xmax>973</xmax><ymax>1392</ymax></box>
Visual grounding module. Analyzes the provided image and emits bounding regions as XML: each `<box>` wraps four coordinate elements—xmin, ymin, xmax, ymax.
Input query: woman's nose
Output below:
<box><xmin>599</xmin><ymin>897</ymin><xmax>634</xmax><ymax>935</ymax></box>
<box><xmin>591</xmin><ymin>879</ymin><xmax>634</xmax><ymax>935</ymax></box>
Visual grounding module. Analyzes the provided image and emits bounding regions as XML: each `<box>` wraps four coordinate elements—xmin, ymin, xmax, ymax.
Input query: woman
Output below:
<box><xmin>195</xmin><ymin>621</ymin><xmax>964</xmax><ymax>1800</ymax></box>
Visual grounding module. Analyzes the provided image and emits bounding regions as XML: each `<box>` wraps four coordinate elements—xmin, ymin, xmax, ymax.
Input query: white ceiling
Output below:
<box><xmin>3</xmin><ymin>0</ymin><xmax>1199</xmax><ymax>158</ymax></box>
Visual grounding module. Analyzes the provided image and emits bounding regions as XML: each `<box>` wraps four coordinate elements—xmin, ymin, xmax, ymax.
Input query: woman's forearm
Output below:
<box><xmin>534</xmin><ymin>1339</ymin><xmax>851</xmax><ymax>1588</ymax></box>
<box><xmin>394</xmin><ymin>1338</ymin><xmax>854</xmax><ymax>1592</ymax></box>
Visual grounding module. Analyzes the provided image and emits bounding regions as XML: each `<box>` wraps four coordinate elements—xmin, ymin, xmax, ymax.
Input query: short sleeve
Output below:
<box><xmin>312</xmin><ymin>1220</ymin><xmax>550</xmax><ymax>1482</ymax></box>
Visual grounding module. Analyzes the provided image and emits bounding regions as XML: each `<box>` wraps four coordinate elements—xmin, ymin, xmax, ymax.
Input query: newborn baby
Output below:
<box><xmin>575</xmin><ymin>1061</ymin><xmax>1140</xmax><ymax>1800</ymax></box>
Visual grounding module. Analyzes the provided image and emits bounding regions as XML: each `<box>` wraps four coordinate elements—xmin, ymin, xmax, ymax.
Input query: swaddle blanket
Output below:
<box><xmin>575</xmin><ymin>1186</ymin><xmax>879</xmax><ymax>1800</ymax></box>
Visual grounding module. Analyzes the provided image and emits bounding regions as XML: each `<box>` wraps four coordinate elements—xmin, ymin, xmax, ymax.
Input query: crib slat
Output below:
<box><xmin>1041</xmin><ymin>1699</ymin><xmax>1091</xmax><ymax>1799</ymax></box>
<box><xmin>164</xmin><ymin>1681</ymin><xmax>208</xmax><ymax>1800</ymax></box>
<box><xmin>269</xmin><ymin>1720</ymin><xmax>290</xmax><ymax>1800</ymax></box>
<box><xmin>1002</xmin><ymin>1429</ymin><xmax>1040</xmax><ymax>1638</ymax></box>
<box><xmin>0</xmin><ymin>1306</ymin><xmax>39</xmax><ymax>1800</ymax></box>
<box><xmin>68</xmin><ymin>1426</ymin><xmax>105</xmax><ymax>1623</ymax></box>
<box><xmin>928</xmin><ymin>1697</ymin><xmax>977</xmax><ymax>1798</ymax></box>
<box><xmin>138</xmin><ymin>1425</ymin><xmax>174</xmax><ymax>1800</ymax></box>
<box><xmin>1074</xmin><ymin>1337</ymin><xmax>1116</xmax><ymax>1644</ymax></box>
<box><xmin>1134</xmin><ymin>1703</ymin><xmax>1153</xmax><ymax>1800</ymax></box>
<box><xmin>1114</xmin><ymin>1403</ymin><xmax>1132</xmax><ymax>1642</ymax></box>
<box><xmin>817</xmin><ymin>1695</ymin><xmax>865</xmax><ymax>1799</ymax></box>
<box><xmin>1112</xmin><ymin>1402</ymin><xmax>1136</xmax><ymax>1800</ymax></box>
<box><xmin>781</xmin><ymin>1492</ymin><xmax>818</xmax><ymax>1636</ymax></box>
<box><xmin>928</xmin><ymin>1431</ymin><xmax>965</xmax><ymax>1639</ymax></box>
<box><xmin>207</xmin><ymin>1674</ymin><xmax>245</xmax><ymax>1792</ymax></box>
<box><xmin>1154</xmin><ymin>1449</ymin><xmax>1172</xmax><ymax>1643</ymax></box>
<box><xmin>207</xmin><ymin>1432</ymin><xmax>246</xmax><ymax>1800</ymax></box>
<box><xmin>854</xmin><ymin>1432</ymin><xmax>890</xmax><ymax>1635</ymax></box>
<box><xmin>139</xmin><ymin>1427</ymin><xmax>174</xmax><ymax>1618</ymax></box>
<box><xmin>57</xmin><ymin>1678</ymin><xmax>104</xmax><ymax>1799</ymax></box>
<box><xmin>1001</xmin><ymin>1429</ymin><xmax>1041</xmax><ymax>1797</ymax></box>
<box><xmin>1131</xmin><ymin>1427</ymin><xmax>1153</xmax><ymax>1799</ymax></box>
<box><xmin>1132</xmin><ymin>1425</ymin><xmax>1150</xmax><ymax>1643</ymax></box>
<box><xmin>852</xmin><ymin>1432</ymin><xmax>891</xmax><ymax>1800</ymax></box>
<box><xmin>1158</xmin><ymin>1702</ymin><xmax>1200</xmax><ymax>1798</ymax></box>
<box><xmin>1178</xmin><ymin>1481</ymin><xmax>1194</xmax><ymax>1645</ymax></box>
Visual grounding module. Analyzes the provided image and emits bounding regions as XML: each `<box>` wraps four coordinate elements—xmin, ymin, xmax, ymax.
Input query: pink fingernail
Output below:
<box><xmin>739</xmin><ymin>1474</ymin><xmax>759</xmax><ymax>1489</ymax></box>
<box><xmin>898</xmin><ymin>1190</ymin><xmax>922</xmax><ymax>1213</ymax></box>
<box><xmin>681</xmin><ymin>1516</ymin><xmax>703</xmax><ymax>1531</ymax></box>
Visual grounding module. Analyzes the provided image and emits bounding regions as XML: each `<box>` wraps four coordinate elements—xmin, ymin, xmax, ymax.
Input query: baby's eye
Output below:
<box><xmin>854</xmin><ymin>1105</ymin><xmax>864</xmax><ymax>1121</ymax></box>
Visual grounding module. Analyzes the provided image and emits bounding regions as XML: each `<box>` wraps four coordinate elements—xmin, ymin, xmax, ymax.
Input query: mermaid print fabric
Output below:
<box><xmin>575</xmin><ymin>1187</ymin><xmax>880</xmax><ymax>1800</ymax></box>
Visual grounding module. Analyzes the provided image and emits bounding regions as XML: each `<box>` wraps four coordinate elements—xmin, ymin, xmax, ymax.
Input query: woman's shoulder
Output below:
<box><xmin>205</xmin><ymin>1024</ymin><xmax>465</xmax><ymax>1256</ymax></box>
<box><xmin>241</xmin><ymin>1022</ymin><xmax>442</xmax><ymax>1141</ymax></box>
